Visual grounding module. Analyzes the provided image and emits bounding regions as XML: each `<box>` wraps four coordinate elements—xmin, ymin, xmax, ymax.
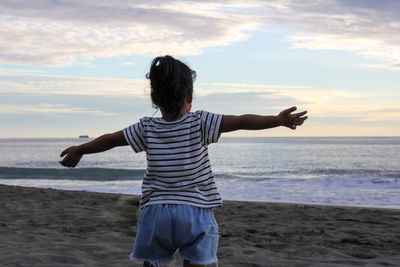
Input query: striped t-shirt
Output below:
<box><xmin>123</xmin><ymin>110</ymin><xmax>224</xmax><ymax>209</ymax></box>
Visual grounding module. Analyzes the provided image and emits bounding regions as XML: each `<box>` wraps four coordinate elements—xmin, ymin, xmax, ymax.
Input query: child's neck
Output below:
<box><xmin>161</xmin><ymin>110</ymin><xmax>189</xmax><ymax>122</ymax></box>
<box><xmin>160</xmin><ymin>97</ymin><xmax>192</xmax><ymax>122</ymax></box>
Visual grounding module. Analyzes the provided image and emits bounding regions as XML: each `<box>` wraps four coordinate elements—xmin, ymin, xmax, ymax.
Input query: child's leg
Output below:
<box><xmin>143</xmin><ymin>261</ymin><xmax>171</xmax><ymax>267</ymax></box>
<box><xmin>183</xmin><ymin>259</ymin><xmax>206</xmax><ymax>267</ymax></box>
<box><xmin>143</xmin><ymin>258</ymin><xmax>207</xmax><ymax>267</ymax></box>
<box><xmin>143</xmin><ymin>261</ymin><xmax>203</xmax><ymax>267</ymax></box>
<box><xmin>133</xmin><ymin>205</ymin><xmax>176</xmax><ymax>266</ymax></box>
<box><xmin>174</xmin><ymin>206</ymin><xmax>219</xmax><ymax>266</ymax></box>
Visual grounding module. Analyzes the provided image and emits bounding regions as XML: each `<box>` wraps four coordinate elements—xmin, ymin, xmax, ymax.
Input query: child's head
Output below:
<box><xmin>147</xmin><ymin>55</ymin><xmax>196</xmax><ymax>119</ymax></box>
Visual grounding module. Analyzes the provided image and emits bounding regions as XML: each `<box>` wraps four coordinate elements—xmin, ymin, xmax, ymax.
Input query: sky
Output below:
<box><xmin>1</xmin><ymin>0</ymin><xmax>399</xmax><ymax>138</ymax></box>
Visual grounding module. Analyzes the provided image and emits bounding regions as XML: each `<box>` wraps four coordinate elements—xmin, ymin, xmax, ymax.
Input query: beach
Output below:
<box><xmin>1</xmin><ymin>185</ymin><xmax>399</xmax><ymax>266</ymax></box>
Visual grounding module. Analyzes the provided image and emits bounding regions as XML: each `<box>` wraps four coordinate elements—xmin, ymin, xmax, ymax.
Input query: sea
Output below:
<box><xmin>0</xmin><ymin>137</ymin><xmax>399</xmax><ymax>209</ymax></box>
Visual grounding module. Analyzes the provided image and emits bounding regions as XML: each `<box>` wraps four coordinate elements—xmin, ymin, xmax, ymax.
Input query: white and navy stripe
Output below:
<box><xmin>123</xmin><ymin>110</ymin><xmax>223</xmax><ymax>209</ymax></box>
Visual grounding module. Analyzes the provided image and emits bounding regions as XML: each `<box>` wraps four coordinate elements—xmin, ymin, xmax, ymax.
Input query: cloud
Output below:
<box><xmin>373</xmin><ymin>107</ymin><xmax>400</xmax><ymax>113</ymax></box>
<box><xmin>0</xmin><ymin>104</ymin><xmax>117</xmax><ymax>115</ymax></box>
<box><xmin>2</xmin><ymin>70</ymin><xmax>396</xmax><ymax>123</ymax></box>
<box><xmin>1</xmin><ymin>1</ymin><xmax>400</xmax><ymax>68</ymax></box>
<box><xmin>198</xmin><ymin>82</ymin><xmax>361</xmax><ymax>105</ymax></box>
<box><xmin>364</xmin><ymin>63</ymin><xmax>400</xmax><ymax>71</ymax></box>
<box><xmin>269</xmin><ymin>0</ymin><xmax>400</xmax><ymax>69</ymax></box>
<box><xmin>0</xmin><ymin>1</ymin><xmax>256</xmax><ymax>66</ymax></box>
<box><xmin>209</xmin><ymin>82</ymin><xmax>311</xmax><ymax>89</ymax></box>
<box><xmin>0</xmin><ymin>71</ymin><xmax>149</xmax><ymax>95</ymax></box>
<box><xmin>0</xmin><ymin>67</ymin><xmax>45</xmax><ymax>74</ymax></box>
<box><xmin>198</xmin><ymin>81</ymin><xmax>400</xmax><ymax>123</ymax></box>
<box><xmin>359</xmin><ymin>106</ymin><xmax>400</xmax><ymax>121</ymax></box>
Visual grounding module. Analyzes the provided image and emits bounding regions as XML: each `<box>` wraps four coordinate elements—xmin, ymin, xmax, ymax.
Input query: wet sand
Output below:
<box><xmin>1</xmin><ymin>184</ymin><xmax>399</xmax><ymax>266</ymax></box>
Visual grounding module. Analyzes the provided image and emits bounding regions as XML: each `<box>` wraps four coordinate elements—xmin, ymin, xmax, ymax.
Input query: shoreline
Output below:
<box><xmin>1</xmin><ymin>136</ymin><xmax>400</xmax><ymax>139</ymax></box>
<box><xmin>1</xmin><ymin>182</ymin><xmax>399</xmax><ymax>211</ymax></box>
<box><xmin>2</xmin><ymin>184</ymin><xmax>400</xmax><ymax>266</ymax></box>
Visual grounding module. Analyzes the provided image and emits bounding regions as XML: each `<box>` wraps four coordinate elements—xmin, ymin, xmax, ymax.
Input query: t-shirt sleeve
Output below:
<box><xmin>123</xmin><ymin>119</ymin><xmax>146</xmax><ymax>153</ymax></box>
<box><xmin>200</xmin><ymin>111</ymin><xmax>224</xmax><ymax>145</ymax></box>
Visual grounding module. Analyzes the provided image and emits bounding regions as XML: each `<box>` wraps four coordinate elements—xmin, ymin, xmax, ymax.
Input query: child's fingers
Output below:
<box><xmin>280</xmin><ymin>106</ymin><xmax>297</xmax><ymax>117</ymax></box>
<box><xmin>60</xmin><ymin>148</ymin><xmax>69</xmax><ymax>157</ymax></box>
<box><xmin>296</xmin><ymin>111</ymin><xmax>307</xmax><ymax>117</ymax></box>
<box><xmin>295</xmin><ymin>116</ymin><xmax>308</xmax><ymax>125</ymax></box>
<box><xmin>59</xmin><ymin>154</ymin><xmax>72</xmax><ymax>166</ymax></box>
<box><xmin>59</xmin><ymin>159</ymin><xmax>68</xmax><ymax>166</ymax></box>
<box><xmin>59</xmin><ymin>159</ymin><xmax>74</xmax><ymax>168</ymax></box>
<box><xmin>59</xmin><ymin>155</ymin><xmax>69</xmax><ymax>165</ymax></box>
<box><xmin>285</xmin><ymin>106</ymin><xmax>297</xmax><ymax>115</ymax></box>
<box><xmin>298</xmin><ymin>116</ymin><xmax>308</xmax><ymax>122</ymax></box>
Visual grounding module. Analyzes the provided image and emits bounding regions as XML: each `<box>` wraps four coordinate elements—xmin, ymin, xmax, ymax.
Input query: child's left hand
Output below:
<box><xmin>278</xmin><ymin>106</ymin><xmax>308</xmax><ymax>130</ymax></box>
<box><xmin>59</xmin><ymin>146</ymin><xmax>83</xmax><ymax>168</ymax></box>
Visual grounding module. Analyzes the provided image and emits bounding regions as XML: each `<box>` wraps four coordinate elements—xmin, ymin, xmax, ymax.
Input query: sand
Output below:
<box><xmin>1</xmin><ymin>184</ymin><xmax>399</xmax><ymax>266</ymax></box>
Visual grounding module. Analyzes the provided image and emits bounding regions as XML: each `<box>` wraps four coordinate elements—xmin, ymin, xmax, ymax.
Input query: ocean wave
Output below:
<box><xmin>0</xmin><ymin>167</ymin><xmax>145</xmax><ymax>181</ymax></box>
<box><xmin>214</xmin><ymin>168</ymin><xmax>400</xmax><ymax>180</ymax></box>
<box><xmin>304</xmin><ymin>168</ymin><xmax>400</xmax><ymax>179</ymax></box>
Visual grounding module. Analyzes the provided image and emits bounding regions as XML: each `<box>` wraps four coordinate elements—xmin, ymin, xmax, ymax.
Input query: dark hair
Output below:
<box><xmin>146</xmin><ymin>55</ymin><xmax>196</xmax><ymax>119</ymax></box>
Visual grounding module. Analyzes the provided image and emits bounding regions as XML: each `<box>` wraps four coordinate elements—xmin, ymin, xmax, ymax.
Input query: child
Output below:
<box><xmin>60</xmin><ymin>55</ymin><xmax>308</xmax><ymax>267</ymax></box>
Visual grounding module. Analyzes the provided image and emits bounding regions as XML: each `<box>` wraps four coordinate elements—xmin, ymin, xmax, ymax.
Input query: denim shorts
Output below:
<box><xmin>130</xmin><ymin>204</ymin><xmax>219</xmax><ymax>266</ymax></box>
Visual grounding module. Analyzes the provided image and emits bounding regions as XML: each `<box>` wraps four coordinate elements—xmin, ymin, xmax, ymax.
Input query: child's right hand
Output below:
<box><xmin>278</xmin><ymin>106</ymin><xmax>308</xmax><ymax>130</ymax></box>
<box><xmin>59</xmin><ymin>146</ymin><xmax>83</xmax><ymax>168</ymax></box>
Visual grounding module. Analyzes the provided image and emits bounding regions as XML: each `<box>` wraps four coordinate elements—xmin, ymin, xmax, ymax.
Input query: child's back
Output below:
<box><xmin>124</xmin><ymin>110</ymin><xmax>223</xmax><ymax>209</ymax></box>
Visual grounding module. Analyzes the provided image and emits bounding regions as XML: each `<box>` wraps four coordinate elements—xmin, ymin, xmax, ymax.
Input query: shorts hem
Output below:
<box><xmin>130</xmin><ymin>252</ymin><xmax>175</xmax><ymax>267</ymax></box>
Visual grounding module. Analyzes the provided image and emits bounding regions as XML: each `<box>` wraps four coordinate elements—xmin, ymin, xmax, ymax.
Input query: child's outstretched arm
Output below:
<box><xmin>59</xmin><ymin>130</ymin><xmax>128</xmax><ymax>168</ymax></box>
<box><xmin>220</xmin><ymin>106</ymin><xmax>308</xmax><ymax>133</ymax></box>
